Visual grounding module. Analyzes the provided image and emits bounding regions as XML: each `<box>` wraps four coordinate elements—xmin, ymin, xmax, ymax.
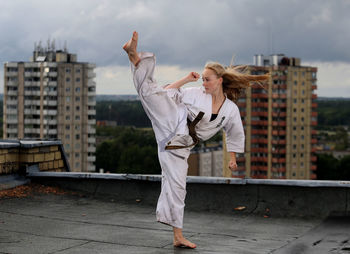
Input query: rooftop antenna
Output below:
<box><xmin>64</xmin><ymin>40</ymin><xmax>67</xmax><ymax>52</ymax></box>
<box><xmin>51</xmin><ymin>39</ymin><xmax>55</xmax><ymax>51</ymax></box>
<box><xmin>47</xmin><ymin>37</ymin><xmax>51</xmax><ymax>51</ymax></box>
<box><xmin>230</xmin><ymin>53</ymin><xmax>236</xmax><ymax>67</ymax></box>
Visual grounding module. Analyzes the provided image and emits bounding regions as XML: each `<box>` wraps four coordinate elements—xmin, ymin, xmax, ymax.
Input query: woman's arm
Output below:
<box><xmin>165</xmin><ymin>72</ymin><xmax>200</xmax><ymax>89</ymax></box>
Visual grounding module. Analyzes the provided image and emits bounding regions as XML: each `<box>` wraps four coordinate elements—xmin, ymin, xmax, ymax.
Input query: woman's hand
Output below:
<box><xmin>229</xmin><ymin>159</ymin><xmax>238</xmax><ymax>171</ymax></box>
<box><xmin>185</xmin><ymin>72</ymin><xmax>200</xmax><ymax>83</ymax></box>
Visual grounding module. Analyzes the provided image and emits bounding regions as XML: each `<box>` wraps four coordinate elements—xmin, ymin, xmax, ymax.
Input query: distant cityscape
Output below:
<box><xmin>1</xmin><ymin>46</ymin><xmax>349</xmax><ymax>180</ymax></box>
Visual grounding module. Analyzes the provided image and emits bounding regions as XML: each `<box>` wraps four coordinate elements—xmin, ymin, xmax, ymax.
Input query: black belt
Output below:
<box><xmin>165</xmin><ymin>111</ymin><xmax>205</xmax><ymax>150</ymax></box>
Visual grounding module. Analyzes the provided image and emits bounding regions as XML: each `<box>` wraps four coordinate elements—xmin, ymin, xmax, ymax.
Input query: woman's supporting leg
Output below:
<box><xmin>123</xmin><ymin>31</ymin><xmax>196</xmax><ymax>249</ymax></box>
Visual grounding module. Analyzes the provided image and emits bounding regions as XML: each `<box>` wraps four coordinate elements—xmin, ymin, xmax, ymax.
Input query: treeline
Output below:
<box><xmin>96</xmin><ymin>126</ymin><xmax>160</xmax><ymax>174</ymax></box>
<box><xmin>317</xmin><ymin>154</ymin><xmax>350</xmax><ymax>180</ymax></box>
<box><xmin>95</xmin><ymin>99</ymin><xmax>350</xmax><ymax>129</ymax></box>
<box><xmin>96</xmin><ymin>100</ymin><xmax>151</xmax><ymax>127</ymax></box>
<box><xmin>317</xmin><ymin>100</ymin><xmax>350</xmax><ymax>128</ymax></box>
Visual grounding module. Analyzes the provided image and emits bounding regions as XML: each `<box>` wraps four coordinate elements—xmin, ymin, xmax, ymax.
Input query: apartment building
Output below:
<box><xmin>224</xmin><ymin>54</ymin><xmax>318</xmax><ymax>180</ymax></box>
<box><xmin>3</xmin><ymin>42</ymin><xmax>96</xmax><ymax>172</ymax></box>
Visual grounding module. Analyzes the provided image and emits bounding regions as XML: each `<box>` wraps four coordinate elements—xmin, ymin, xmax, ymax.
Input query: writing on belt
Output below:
<box><xmin>165</xmin><ymin>111</ymin><xmax>204</xmax><ymax>150</ymax></box>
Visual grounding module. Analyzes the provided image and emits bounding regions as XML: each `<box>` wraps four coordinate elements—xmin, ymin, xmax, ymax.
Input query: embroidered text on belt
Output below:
<box><xmin>165</xmin><ymin>111</ymin><xmax>205</xmax><ymax>150</ymax></box>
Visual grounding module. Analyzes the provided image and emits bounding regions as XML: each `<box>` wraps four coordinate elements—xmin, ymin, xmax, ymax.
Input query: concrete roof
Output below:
<box><xmin>1</xmin><ymin>183</ymin><xmax>350</xmax><ymax>253</ymax></box>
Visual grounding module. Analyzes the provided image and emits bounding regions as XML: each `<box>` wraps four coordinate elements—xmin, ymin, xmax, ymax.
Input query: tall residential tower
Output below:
<box><xmin>3</xmin><ymin>42</ymin><xmax>96</xmax><ymax>172</ymax></box>
<box><xmin>224</xmin><ymin>54</ymin><xmax>317</xmax><ymax>180</ymax></box>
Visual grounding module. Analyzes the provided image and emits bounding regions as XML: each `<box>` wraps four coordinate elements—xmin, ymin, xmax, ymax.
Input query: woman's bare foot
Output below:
<box><xmin>123</xmin><ymin>31</ymin><xmax>140</xmax><ymax>66</ymax></box>
<box><xmin>173</xmin><ymin>227</ymin><xmax>196</xmax><ymax>249</ymax></box>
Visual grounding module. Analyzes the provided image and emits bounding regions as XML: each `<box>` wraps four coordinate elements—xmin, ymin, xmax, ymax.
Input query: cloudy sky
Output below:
<box><xmin>1</xmin><ymin>0</ymin><xmax>349</xmax><ymax>97</ymax></box>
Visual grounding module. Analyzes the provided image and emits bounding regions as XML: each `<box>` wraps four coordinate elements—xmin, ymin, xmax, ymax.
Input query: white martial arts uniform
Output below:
<box><xmin>130</xmin><ymin>52</ymin><xmax>244</xmax><ymax>229</ymax></box>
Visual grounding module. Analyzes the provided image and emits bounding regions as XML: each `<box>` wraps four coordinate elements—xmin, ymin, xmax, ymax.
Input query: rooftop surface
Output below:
<box><xmin>0</xmin><ymin>183</ymin><xmax>349</xmax><ymax>254</ymax></box>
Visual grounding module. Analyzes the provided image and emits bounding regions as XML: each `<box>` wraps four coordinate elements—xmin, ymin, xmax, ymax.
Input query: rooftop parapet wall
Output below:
<box><xmin>0</xmin><ymin>140</ymin><xmax>69</xmax><ymax>175</ymax></box>
<box><xmin>28</xmin><ymin>172</ymin><xmax>350</xmax><ymax>218</ymax></box>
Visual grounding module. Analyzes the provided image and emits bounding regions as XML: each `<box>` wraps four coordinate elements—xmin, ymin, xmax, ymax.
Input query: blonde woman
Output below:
<box><xmin>123</xmin><ymin>31</ymin><xmax>269</xmax><ymax>248</ymax></box>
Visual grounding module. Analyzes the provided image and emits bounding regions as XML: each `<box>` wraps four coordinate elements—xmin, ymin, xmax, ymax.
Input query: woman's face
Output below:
<box><xmin>202</xmin><ymin>68</ymin><xmax>223</xmax><ymax>95</ymax></box>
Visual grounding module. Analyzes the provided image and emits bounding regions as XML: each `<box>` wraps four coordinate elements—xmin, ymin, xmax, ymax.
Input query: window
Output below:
<box><xmin>65</xmin><ymin>115</ymin><xmax>70</xmax><ymax>120</ymax></box>
<box><xmin>76</xmin><ymin>68</ymin><xmax>81</xmax><ymax>73</ymax></box>
<box><xmin>66</xmin><ymin>87</ymin><xmax>70</xmax><ymax>92</ymax></box>
<box><xmin>75</xmin><ymin>153</ymin><xmax>80</xmax><ymax>158</ymax></box>
<box><xmin>294</xmin><ymin>80</ymin><xmax>297</xmax><ymax>86</ymax></box>
<box><xmin>75</xmin><ymin>96</ymin><xmax>80</xmax><ymax>102</ymax></box>
<box><xmin>75</xmin><ymin>115</ymin><xmax>80</xmax><ymax>120</ymax></box>
<box><xmin>66</xmin><ymin>96</ymin><xmax>70</xmax><ymax>102</ymax></box>
<box><xmin>76</xmin><ymin>78</ymin><xmax>80</xmax><ymax>82</ymax></box>
<box><xmin>75</xmin><ymin>162</ymin><xmax>80</xmax><ymax>168</ymax></box>
<box><xmin>76</xmin><ymin>106</ymin><xmax>80</xmax><ymax>111</ymax></box>
<box><xmin>76</xmin><ymin>134</ymin><xmax>80</xmax><ymax>140</ymax></box>
<box><xmin>66</xmin><ymin>68</ymin><xmax>71</xmax><ymax>73</ymax></box>
<box><xmin>65</xmin><ymin>125</ymin><xmax>70</xmax><ymax>130</ymax></box>
<box><xmin>75</xmin><ymin>87</ymin><xmax>81</xmax><ymax>92</ymax></box>
<box><xmin>65</xmin><ymin>134</ymin><xmax>70</xmax><ymax>139</ymax></box>
<box><xmin>66</xmin><ymin>106</ymin><xmax>70</xmax><ymax>111</ymax></box>
<box><xmin>66</xmin><ymin>77</ymin><xmax>70</xmax><ymax>82</ymax></box>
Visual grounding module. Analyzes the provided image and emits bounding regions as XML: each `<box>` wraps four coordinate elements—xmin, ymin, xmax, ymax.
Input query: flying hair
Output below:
<box><xmin>204</xmin><ymin>62</ymin><xmax>270</xmax><ymax>102</ymax></box>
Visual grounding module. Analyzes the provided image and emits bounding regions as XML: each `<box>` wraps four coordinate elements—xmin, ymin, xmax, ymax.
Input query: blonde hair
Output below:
<box><xmin>204</xmin><ymin>62</ymin><xmax>270</xmax><ymax>102</ymax></box>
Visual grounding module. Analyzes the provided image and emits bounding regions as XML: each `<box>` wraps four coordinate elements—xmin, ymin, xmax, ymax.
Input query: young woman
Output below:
<box><xmin>123</xmin><ymin>31</ymin><xmax>269</xmax><ymax>249</ymax></box>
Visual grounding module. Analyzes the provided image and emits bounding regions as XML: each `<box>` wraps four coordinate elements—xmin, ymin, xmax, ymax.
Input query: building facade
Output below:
<box><xmin>224</xmin><ymin>54</ymin><xmax>318</xmax><ymax>180</ymax></box>
<box><xmin>3</xmin><ymin>43</ymin><xmax>96</xmax><ymax>172</ymax></box>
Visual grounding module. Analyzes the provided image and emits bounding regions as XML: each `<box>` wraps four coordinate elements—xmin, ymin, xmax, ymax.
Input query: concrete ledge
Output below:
<box><xmin>27</xmin><ymin>172</ymin><xmax>350</xmax><ymax>218</ymax></box>
<box><xmin>27</xmin><ymin>172</ymin><xmax>350</xmax><ymax>187</ymax></box>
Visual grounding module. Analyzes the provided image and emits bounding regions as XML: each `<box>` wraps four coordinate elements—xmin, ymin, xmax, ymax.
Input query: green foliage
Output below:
<box><xmin>316</xmin><ymin>154</ymin><xmax>350</xmax><ymax>180</ymax></box>
<box><xmin>96</xmin><ymin>101</ymin><xmax>151</xmax><ymax>127</ymax></box>
<box><xmin>317</xmin><ymin>100</ymin><xmax>350</xmax><ymax>128</ymax></box>
<box><xmin>96</xmin><ymin>126</ymin><xmax>160</xmax><ymax>174</ymax></box>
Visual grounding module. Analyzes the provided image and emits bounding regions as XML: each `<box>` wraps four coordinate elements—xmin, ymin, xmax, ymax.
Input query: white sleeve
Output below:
<box><xmin>223</xmin><ymin>104</ymin><xmax>245</xmax><ymax>153</ymax></box>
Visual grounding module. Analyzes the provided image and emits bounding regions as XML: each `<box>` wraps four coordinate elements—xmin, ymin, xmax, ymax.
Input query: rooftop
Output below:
<box><xmin>0</xmin><ymin>173</ymin><xmax>350</xmax><ymax>253</ymax></box>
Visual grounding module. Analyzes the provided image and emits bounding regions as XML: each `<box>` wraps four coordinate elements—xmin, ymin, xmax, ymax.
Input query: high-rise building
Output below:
<box><xmin>224</xmin><ymin>54</ymin><xmax>317</xmax><ymax>180</ymax></box>
<box><xmin>3</xmin><ymin>42</ymin><xmax>96</xmax><ymax>172</ymax></box>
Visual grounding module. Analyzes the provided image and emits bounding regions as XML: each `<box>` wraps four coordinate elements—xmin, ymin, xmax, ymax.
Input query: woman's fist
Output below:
<box><xmin>186</xmin><ymin>72</ymin><xmax>200</xmax><ymax>82</ymax></box>
<box><xmin>229</xmin><ymin>160</ymin><xmax>238</xmax><ymax>171</ymax></box>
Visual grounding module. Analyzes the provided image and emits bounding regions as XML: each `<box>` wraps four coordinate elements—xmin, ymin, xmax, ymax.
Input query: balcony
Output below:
<box><xmin>24</xmin><ymin>128</ymin><xmax>41</xmax><ymax>134</ymax></box>
<box><xmin>43</xmin><ymin>120</ymin><xmax>57</xmax><ymax>125</ymax></box>
<box><xmin>312</xmin><ymin>94</ymin><xmax>317</xmax><ymax>99</ymax></box>
<box><xmin>24</xmin><ymin>100</ymin><xmax>41</xmax><ymax>106</ymax></box>
<box><xmin>43</xmin><ymin>110</ymin><xmax>57</xmax><ymax>115</ymax></box>
<box><xmin>24</xmin><ymin>109</ymin><xmax>41</xmax><ymax>115</ymax></box>
<box><xmin>43</xmin><ymin>91</ymin><xmax>57</xmax><ymax>96</ymax></box>
<box><xmin>272</xmin><ymin>121</ymin><xmax>286</xmax><ymax>127</ymax></box>
<box><xmin>312</xmin><ymin>85</ymin><xmax>317</xmax><ymax>90</ymax></box>
<box><xmin>24</xmin><ymin>90</ymin><xmax>41</xmax><ymax>96</ymax></box>
<box><xmin>87</xmin><ymin>146</ymin><xmax>96</xmax><ymax>153</ymax></box>
<box><xmin>48</xmin><ymin>72</ymin><xmax>57</xmax><ymax>77</ymax></box>
<box><xmin>236</xmin><ymin>102</ymin><xmax>246</xmax><ymax>108</ymax></box>
<box><xmin>88</xmin><ymin>119</ymin><xmax>96</xmax><ymax>125</ymax></box>
<box><xmin>272</xmin><ymin>103</ymin><xmax>287</xmax><ymax>108</ymax></box>
<box><xmin>7</xmin><ymin>90</ymin><xmax>18</xmax><ymax>96</ymax></box>
<box><xmin>251</xmin><ymin>129</ymin><xmax>268</xmax><ymax>135</ymax></box>
<box><xmin>6</xmin><ymin>128</ymin><xmax>18</xmax><ymax>134</ymax></box>
<box><xmin>312</xmin><ymin>103</ymin><xmax>317</xmax><ymax>108</ymax></box>
<box><xmin>88</xmin><ymin>137</ymin><xmax>96</xmax><ymax>143</ymax></box>
<box><xmin>88</xmin><ymin>110</ymin><xmax>96</xmax><ymax>115</ymax></box>
<box><xmin>250</xmin><ymin>166</ymin><xmax>268</xmax><ymax>171</ymax></box>
<box><xmin>251</xmin><ymin>138</ymin><xmax>268</xmax><ymax>144</ymax></box>
<box><xmin>6</xmin><ymin>100</ymin><xmax>18</xmax><ymax>105</ymax></box>
<box><xmin>251</xmin><ymin>157</ymin><xmax>268</xmax><ymax>162</ymax></box>
<box><xmin>6</xmin><ymin>109</ymin><xmax>17</xmax><ymax>114</ymax></box>
<box><xmin>43</xmin><ymin>101</ymin><xmax>57</xmax><ymax>106</ymax></box>
<box><xmin>251</xmin><ymin>120</ymin><xmax>268</xmax><ymax>126</ymax></box>
<box><xmin>251</xmin><ymin>111</ymin><xmax>268</xmax><ymax>117</ymax></box>
<box><xmin>312</xmin><ymin>112</ymin><xmax>318</xmax><ymax>117</ymax></box>
<box><xmin>272</xmin><ymin>130</ymin><xmax>286</xmax><ymax>135</ymax></box>
<box><xmin>7</xmin><ymin>81</ymin><xmax>18</xmax><ymax>86</ymax></box>
<box><xmin>87</xmin><ymin>156</ymin><xmax>96</xmax><ymax>162</ymax></box>
<box><xmin>24</xmin><ymin>119</ymin><xmax>41</xmax><ymax>124</ymax></box>
<box><xmin>251</xmin><ymin>93</ymin><xmax>268</xmax><ymax>99</ymax></box>
<box><xmin>251</xmin><ymin>102</ymin><xmax>268</xmax><ymax>108</ymax></box>
<box><xmin>251</xmin><ymin>148</ymin><xmax>268</xmax><ymax>153</ymax></box>
<box><xmin>311</xmin><ymin>156</ymin><xmax>317</xmax><ymax>162</ymax></box>
<box><xmin>6</xmin><ymin>118</ymin><xmax>18</xmax><ymax>124</ymax></box>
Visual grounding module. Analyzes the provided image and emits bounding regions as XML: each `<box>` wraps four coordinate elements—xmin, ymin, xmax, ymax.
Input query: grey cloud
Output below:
<box><xmin>0</xmin><ymin>0</ymin><xmax>349</xmax><ymax>69</ymax></box>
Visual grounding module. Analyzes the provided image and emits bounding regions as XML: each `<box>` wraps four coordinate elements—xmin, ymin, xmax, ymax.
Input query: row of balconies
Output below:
<box><xmin>7</xmin><ymin>81</ymin><xmax>18</xmax><ymax>87</ymax></box>
<box><xmin>6</xmin><ymin>100</ymin><xmax>18</xmax><ymax>105</ymax></box>
<box><xmin>7</xmin><ymin>128</ymin><xmax>18</xmax><ymax>134</ymax></box>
